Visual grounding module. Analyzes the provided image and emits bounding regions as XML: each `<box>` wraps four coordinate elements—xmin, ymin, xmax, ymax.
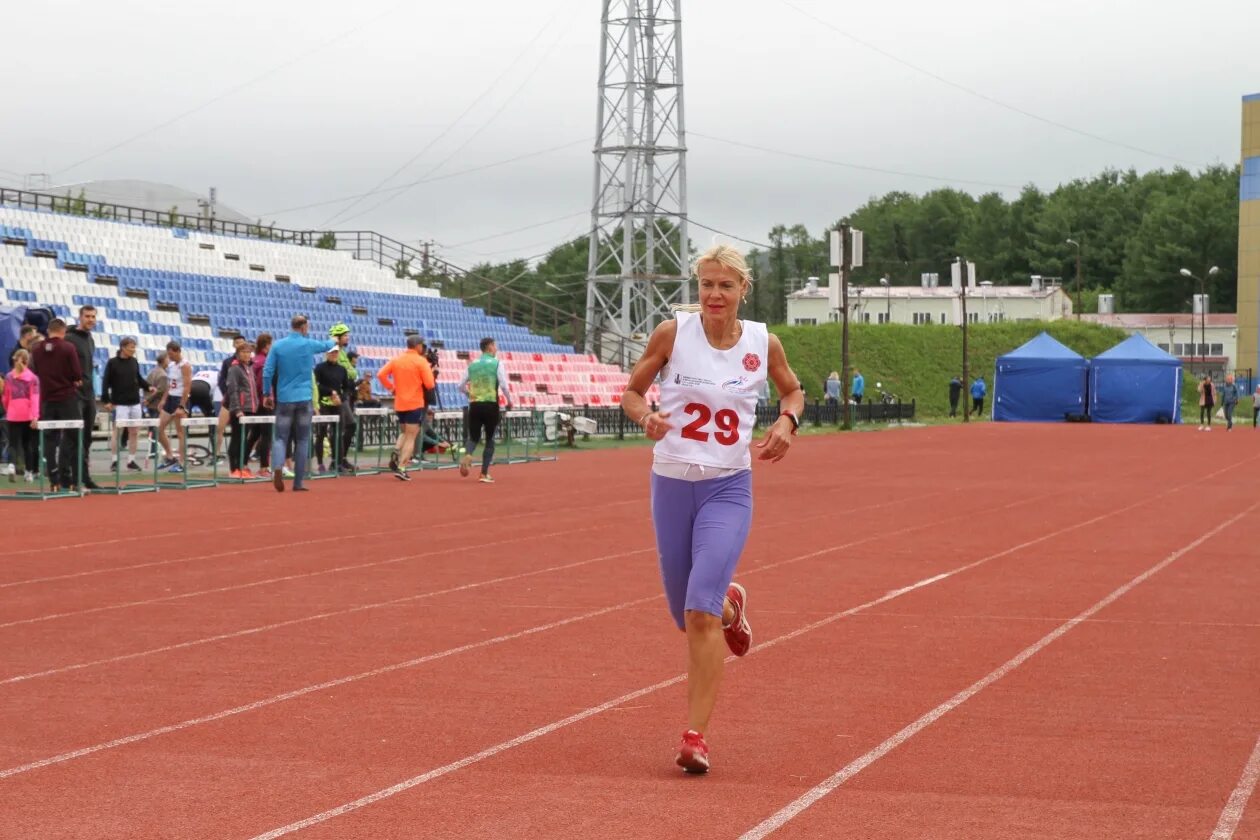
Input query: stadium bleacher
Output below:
<box><xmin>0</xmin><ymin>205</ymin><xmax>657</xmax><ymax>408</ymax></box>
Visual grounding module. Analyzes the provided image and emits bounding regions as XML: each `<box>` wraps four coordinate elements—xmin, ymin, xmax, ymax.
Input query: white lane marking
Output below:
<box><xmin>241</xmin><ymin>490</ymin><xmax>1218</xmax><ymax>838</ymax></box>
<box><xmin>0</xmin><ymin>497</ymin><xmax>645</xmax><ymax>589</ymax></box>
<box><xmin>0</xmin><ymin>493</ymin><xmax>1036</xmax><ymax>776</ymax></box>
<box><xmin>739</xmin><ymin>503</ymin><xmax>1257</xmax><ymax>839</ymax></box>
<box><xmin>1211</xmin><ymin>735</ymin><xmax>1260</xmax><ymax>840</ymax></box>
<box><xmin>0</xmin><ymin>527</ymin><xmax>599</xmax><ymax>630</ymax></box>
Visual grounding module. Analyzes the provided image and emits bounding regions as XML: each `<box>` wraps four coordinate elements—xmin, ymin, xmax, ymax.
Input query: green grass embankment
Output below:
<box><xmin>770</xmin><ymin>321</ymin><xmax>1130</xmax><ymax>418</ymax></box>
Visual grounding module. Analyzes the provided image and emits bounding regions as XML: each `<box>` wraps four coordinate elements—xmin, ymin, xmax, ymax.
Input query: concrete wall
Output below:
<box><xmin>1239</xmin><ymin>94</ymin><xmax>1260</xmax><ymax>379</ymax></box>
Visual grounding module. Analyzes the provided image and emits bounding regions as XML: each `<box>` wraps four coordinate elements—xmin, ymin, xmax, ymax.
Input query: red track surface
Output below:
<box><xmin>2</xmin><ymin>424</ymin><xmax>1258</xmax><ymax>839</ymax></box>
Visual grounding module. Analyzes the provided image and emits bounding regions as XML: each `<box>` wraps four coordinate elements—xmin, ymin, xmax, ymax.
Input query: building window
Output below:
<box><xmin>987</xmin><ymin>313</ymin><xmax>1005</xmax><ymax>323</ymax></box>
<box><xmin>861</xmin><ymin>313</ymin><xmax>871</xmax><ymax>323</ymax></box>
<box><xmin>793</xmin><ymin>318</ymin><xmax>818</xmax><ymax>326</ymax></box>
<box><xmin>939</xmin><ymin>313</ymin><xmax>946</xmax><ymax>324</ymax></box>
<box><xmin>877</xmin><ymin>312</ymin><xmax>890</xmax><ymax>324</ymax></box>
<box><xmin>913</xmin><ymin>312</ymin><xmax>934</xmax><ymax>325</ymax></box>
<box><xmin>1198</xmin><ymin>343</ymin><xmax>1209</xmax><ymax>357</ymax></box>
<box><xmin>1210</xmin><ymin>343</ymin><xmax>1223</xmax><ymax>356</ymax></box>
<box><xmin>1172</xmin><ymin>343</ymin><xmax>1185</xmax><ymax>356</ymax></box>
<box><xmin>1157</xmin><ymin>343</ymin><xmax>1169</xmax><ymax>352</ymax></box>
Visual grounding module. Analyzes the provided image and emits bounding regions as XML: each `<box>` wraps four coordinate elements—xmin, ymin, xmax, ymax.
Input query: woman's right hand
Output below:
<box><xmin>641</xmin><ymin>410</ymin><xmax>673</xmax><ymax>441</ymax></box>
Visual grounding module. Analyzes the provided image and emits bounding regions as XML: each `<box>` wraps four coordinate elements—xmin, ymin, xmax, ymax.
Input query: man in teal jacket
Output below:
<box><xmin>262</xmin><ymin>315</ymin><xmax>336</xmax><ymax>492</ymax></box>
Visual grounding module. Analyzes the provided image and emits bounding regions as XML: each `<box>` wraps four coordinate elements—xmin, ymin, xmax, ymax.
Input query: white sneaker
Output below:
<box><xmin>24</xmin><ymin>472</ymin><xmax>34</xmax><ymax>483</ymax></box>
<box><xmin>4</xmin><ymin>463</ymin><xmax>14</xmax><ymax>476</ymax></box>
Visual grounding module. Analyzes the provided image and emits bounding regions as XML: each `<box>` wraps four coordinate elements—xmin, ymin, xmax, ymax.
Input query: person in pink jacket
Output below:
<box><xmin>2</xmin><ymin>348</ymin><xmax>41</xmax><ymax>483</ymax></box>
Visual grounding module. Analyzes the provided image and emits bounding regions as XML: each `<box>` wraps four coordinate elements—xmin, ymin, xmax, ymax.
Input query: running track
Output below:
<box><xmin>1</xmin><ymin>424</ymin><xmax>1258</xmax><ymax>839</ymax></box>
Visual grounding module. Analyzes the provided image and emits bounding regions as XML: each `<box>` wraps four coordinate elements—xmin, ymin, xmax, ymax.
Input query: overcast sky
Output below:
<box><xmin>3</xmin><ymin>0</ymin><xmax>1256</xmax><ymax>273</ymax></box>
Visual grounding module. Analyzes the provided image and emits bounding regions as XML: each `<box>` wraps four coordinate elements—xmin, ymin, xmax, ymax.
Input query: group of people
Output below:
<box><xmin>1195</xmin><ymin>372</ymin><xmax>1257</xmax><ymax>431</ymax></box>
<box><xmin>0</xmin><ymin>306</ymin><xmax>519</xmax><ymax>492</ymax></box>
<box><xmin>823</xmin><ymin>369</ymin><xmax>864</xmax><ymax>405</ymax></box>
<box><xmin>1</xmin><ymin>310</ymin><xmax>101</xmax><ymax>491</ymax></box>
<box><xmin>949</xmin><ymin>375</ymin><xmax>987</xmax><ymax>417</ymax></box>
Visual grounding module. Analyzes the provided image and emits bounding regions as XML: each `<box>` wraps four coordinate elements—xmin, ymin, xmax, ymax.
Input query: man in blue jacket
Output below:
<box><xmin>971</xmin><ymin>375</ymin><xmax>987</xmax><ymax>418</ymax></box>
<box><xmin>262</xmin><ymin>315</ymin><xmax>336</xmax><ymax>492</ymax></box>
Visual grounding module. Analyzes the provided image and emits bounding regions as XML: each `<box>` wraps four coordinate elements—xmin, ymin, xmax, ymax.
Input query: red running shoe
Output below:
<box><xmin>724</xmin><ymin>582</ymin><xmax>751</xmax><ymax>657</ymax></box>
<box><xmin>676</xmin><ymin>729</ymin><xmax>710</xmax><ymax>774</ymax></box>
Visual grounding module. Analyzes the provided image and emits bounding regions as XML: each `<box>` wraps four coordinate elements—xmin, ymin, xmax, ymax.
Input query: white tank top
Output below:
<box><xmin>166</xmin><ymin>360</ymin><xmax>189</xmax><ymax>397</ymax></box>
<box><xmin>653</xmin><ymin>311</ymin><xmax>769</xmax><ymax>472</ymax></box>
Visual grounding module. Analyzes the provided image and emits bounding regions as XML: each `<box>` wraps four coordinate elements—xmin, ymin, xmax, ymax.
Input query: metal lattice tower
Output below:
<box><xmin>585</xmin><ymin>0</ymin><xmax>689</xmax><ymax>366</ymax></box>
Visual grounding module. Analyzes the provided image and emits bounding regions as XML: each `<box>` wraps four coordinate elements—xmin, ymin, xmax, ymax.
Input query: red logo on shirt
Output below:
<box><xmin>742</xmin><ymin>353</ymin><xmax>761</xmax><ymax>372</ymax></box>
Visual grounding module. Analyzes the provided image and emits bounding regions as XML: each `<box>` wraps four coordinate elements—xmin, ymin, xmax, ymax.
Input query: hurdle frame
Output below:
<box><xmin>94</xmin><ymin>417</ymin><xmax>161</xmax><ymax>495</ymax></box>
<box><xmin>0</xmin><ymin>419</ymin><xmax>83</xmax><ymax>502</ymax></box>
<box><xmin>156</xmin><ymin>416</ymin><xmax>219</xmax><ymax>489</ymax></box>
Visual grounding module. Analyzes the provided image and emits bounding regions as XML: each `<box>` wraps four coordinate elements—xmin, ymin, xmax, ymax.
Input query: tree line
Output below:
<box><xmin>432</xmin><ymin>164</ymin><xmax>1239</xmax><ymax>337</ymax></box>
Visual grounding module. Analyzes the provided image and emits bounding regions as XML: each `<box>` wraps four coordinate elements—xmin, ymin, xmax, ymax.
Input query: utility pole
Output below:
<box><xmin>831</xmin><ymin>226</ymin><xmax>862</xmax><ymax>430</ymax></box>
<box><xmin>956</xmin><ymin>258</ymin><xmax>971</xmax><ymax>423</ymax></box>
<box><xmin>1066</xmin><ymin>237</ymin><xmax>1082</xmax><ymax>320</ymax></box>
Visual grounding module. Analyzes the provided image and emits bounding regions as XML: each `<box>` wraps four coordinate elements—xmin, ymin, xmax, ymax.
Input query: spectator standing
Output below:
<box><xmin>1197</xmin><ymin>373</ymin><xmax>1216</xmax><ymax>431</ymax></box>
<box><xmin>459</xmin><ymin>337</ymin><xmax>513</xmax><ymax>484</ymax></box>
<box><xmin>248</xmin><ymin>333</ymin><xmax>273</xmax><ymax>477</ymax></box>
<box><xmin>949</xmin><ymin>375</ymin><xmax>963</xmax><ymax>417</ymax></box>
<box><xmin>376</xmin><ymin>335</ymin><xmax>436</xmax><ymax>482</ymax></box>
<box><xmin>1220</xmin><ymin>374</ymin><xmax>1240</xmax><ymax>431</ymax></box>
<box><xmin>971</xmin><ymin>376</ymin><xmax>987</xmax><ymax>417</ymax></box>
<box><xmin>1254</xmin><ymin>381</ymin><xmax>1260</xmax><ymax>427</ymax></box>
<box><xmin>313</xmin><ymin>346</ymin><xmax>350</xmax><ymax>474</ymax></box>
<box><xmin>100</xmin><ymin>337</ymin><xmax>150</xmax><ymax>472</ymax></box>
<box><xmin>262</xmin><ymin>315</ymin><xmax>336</xmax><ymax>492</ymax></box>
<box><xmin>143</xmin><ymin>351</ymin><xmax>169</xmax><ymax>467</ymax></box>
<box><xmin>851</xmin><ymin>368</ymin><xmax>865</xmax><ymax>404</ymax></box>
<box><xmin>158</xmin><ymin>341</ymin><xmax>193</xmax><ymax>471</ymax></box>
<box><xmin>224</xmin><ymin>342</ymin><xmax>260</xmax><ymax>477</ymax></box>
<box><xmin>64</xmin><ymin>305</ymin><xmax>100</xmax><ymax>490</ymax></box>
<box><xmin>214</xmin><ymin>336</ymin><xmax>247</xmax><ymax>456</ymax></box>
<box><xmin>329</xmin><ymin>324</ymin><xmax>358</xmax><ymax>473</ymax></box>
<box><xmin>3</xmin><ymin>348</ymin><xmax>40</xmax><ymax>483</ymax></box>
<box><xmin>8</xmin><ymin>324</ymin><xmax>39</xmax><ymax>367</ymax></box>
<box><xmin>824</xmin><ymin>371</ymin><xmax>840</xmax><ymax>406</ymax></box>
<box><xmin>29</xmin><ymin>319</ymin><xmax>83</xmax><ymax>491</ymax></box>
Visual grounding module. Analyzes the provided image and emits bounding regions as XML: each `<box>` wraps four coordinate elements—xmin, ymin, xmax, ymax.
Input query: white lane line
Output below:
<box><xmin>738</xmin><ymin>503</ymin><xmax>1258</xmax><ymax>840</ymax></box>
<box><xmin>0</xmin><ymin>549</ymin><xmax>651</xmax><ymax>686</ymax></box>
<box><xmin>0</xmin><ymin>493</ymin><xmax>1031</xmax><ymax>778</ymax></box>
<box><xmin>0</xmin><ymin>488</ymin><xmax>1002</xmax><ymax>685</ymax></box>
<box><xmin>0</xmin><ymin>497</ymin><xmax>646</xmax><ymax>590</ymax></box>
<box><xmin>242</xmin><ymin>489</ymin><xmax>1209</xmax><ymax>838</ymax></box>
<box><xmin>0</xmin><ymin>526</ymin><xmax>599</xmax><ymax>631</ymax></box>
<box><xmin>1211</xmin><ymin>735</ymin><xmax>1260</xmax><ymax>840</ymax></box>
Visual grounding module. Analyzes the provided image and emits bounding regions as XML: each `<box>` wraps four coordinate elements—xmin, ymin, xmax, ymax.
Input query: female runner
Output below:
<box><xmin>621</xmin><ymin>244</ymin><xmax>804</xmax><ymax>773</ymax></box>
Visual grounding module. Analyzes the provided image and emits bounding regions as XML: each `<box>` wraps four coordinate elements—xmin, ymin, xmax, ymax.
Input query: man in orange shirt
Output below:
<box><xmin>376</xmin><ymin>335</ymin><xmax>436</xmax><ymax>482</ymax></box>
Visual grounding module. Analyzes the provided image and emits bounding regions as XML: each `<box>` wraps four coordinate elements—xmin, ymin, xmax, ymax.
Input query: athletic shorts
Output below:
<box><xmin>397</xmin><ymin>407</ymin><xmax>424</xmax><ymax>425</ymax></box>
<box><xmin>162</xmin><ymin>394</ymin><xmax>183</xmax><ymax>415</ymax></box>
<box><xmin>114</xmin><ymin>403</ymin><xmax>143</xmax><ymax>423</ymax></box>
<box><xmin>188</xmin><ymin>381</ymin><xmax>215</xmax><ymax>416</ymax></box>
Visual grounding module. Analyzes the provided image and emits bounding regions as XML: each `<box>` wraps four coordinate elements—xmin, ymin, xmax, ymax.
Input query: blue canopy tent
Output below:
<box><xmin>992</xmin><ymin>332</ymin><xmax>1088</xmax><ymax>422</ymax></box>
<box><xmin>1089</xmin><ymin>334</ymin><xmax>1182</xmax><ymax>424</ymax></box>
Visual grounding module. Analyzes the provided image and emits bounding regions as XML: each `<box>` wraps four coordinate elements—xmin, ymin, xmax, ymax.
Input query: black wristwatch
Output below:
<box><xmin>779</xmin><ymin>411</ymin><xmax>799</xmax><ymax>434</ymax></box>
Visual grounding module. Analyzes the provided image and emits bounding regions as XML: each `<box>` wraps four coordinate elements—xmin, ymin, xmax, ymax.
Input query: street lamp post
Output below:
<box><xmin>1180</xmin><ymin>266</ymin><xmax>1221</xmax><ymax>367</ymax></box>
<box><xmin>879</xmin><ymin>276</ymin><xmax>890</xmax><ymax>324</ymax></box>
<box><xmin>1066</xmin><ymin>238</ymin><xmax>1082</xmax><ymax>320</ymax></box>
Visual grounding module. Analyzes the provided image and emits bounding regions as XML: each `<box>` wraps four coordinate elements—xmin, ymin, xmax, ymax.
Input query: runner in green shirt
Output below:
<box><xmin>459</xmin><ymin>337</ymin><xmax>513</xmax><ymax>484</ymax></box>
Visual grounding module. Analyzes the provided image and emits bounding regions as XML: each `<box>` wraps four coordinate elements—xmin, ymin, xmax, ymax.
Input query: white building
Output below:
<box><xmin>786</xmin><ymin>276</ymin><xmax>1074</xmax><ymax>327</ymax></box>
<box><xmin>1081</xmin><ymin>313</ymin><xmax>1239</xmax><ymax>372</ymax></box>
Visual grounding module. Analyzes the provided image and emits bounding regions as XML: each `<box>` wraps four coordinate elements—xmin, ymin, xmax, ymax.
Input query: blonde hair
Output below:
<box><xmin>11</xmin><ymin>348</ymin><xmax>29</xmax><ymax>369</ymax></box>
<box><xmin>693</xmin><ymin>243</ymin><xmax>753</xmax><ymax>286</ymax></box>
<box><xmin>672</xmin><ymin>244</ymin><xmax>753</xmax><ymax>313</ymax></box>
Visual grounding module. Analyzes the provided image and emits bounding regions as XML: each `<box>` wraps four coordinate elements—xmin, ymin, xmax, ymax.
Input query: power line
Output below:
<box><xmin>774</xmin><ymin>0</ymin><xmax>1198</xmax><ymax>166</ymax></box>
<box><xmin>687</xmin><ymin>218</ymin><xmax>774</xmax><ymax>251</ymax></box>
<box><xmin>441</xmin><ymin>210</ymin><xmax>588</xmax><ymax>249</ymax></box>
<box><xmin>54</xmin><ymin>0</ymin><xmax>418</xmax><ymax>178</ymax></box>
<box><xmin>257</xmin><ymin>139</ymin><xmax>590</xmax><ymax>217</ymax></box>
<box><xmin>322</xmin><ymin>0</ymin><xmax>573</xmax><ymax>227</ymax></box>
<box><xmin>690</xmin><ymin>131</ymin><xmax>1022</xmax><ymax>189</ymax></box>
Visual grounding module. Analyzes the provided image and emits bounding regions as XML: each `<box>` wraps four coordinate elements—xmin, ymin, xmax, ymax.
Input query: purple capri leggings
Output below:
<box><xmin>650</xmin><ymin>469</ymin><xmax>753</xmax><ymax>630</ymax></box>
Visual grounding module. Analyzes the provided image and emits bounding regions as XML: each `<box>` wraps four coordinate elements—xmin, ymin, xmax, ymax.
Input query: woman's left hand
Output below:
<box><xmin>755</xmin><ymin>417</ymin><xmax>794</xmax><ymax>462</ymax></box>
